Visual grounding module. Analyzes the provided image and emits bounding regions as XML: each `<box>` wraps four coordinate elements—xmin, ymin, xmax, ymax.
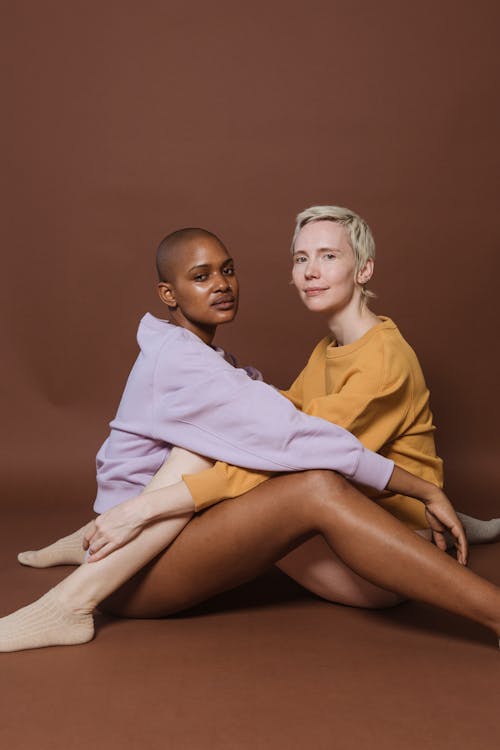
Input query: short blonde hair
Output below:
<box><xmin>292</xmin><ymin>205</ymin><xmax>376</xmax><ymax>302</ymax></box>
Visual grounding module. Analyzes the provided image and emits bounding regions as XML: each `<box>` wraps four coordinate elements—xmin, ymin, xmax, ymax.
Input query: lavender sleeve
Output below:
<box><xmin>152</xmin><ymin>335</ymin><xmax>393</xmax><ymax>491</ymax></box>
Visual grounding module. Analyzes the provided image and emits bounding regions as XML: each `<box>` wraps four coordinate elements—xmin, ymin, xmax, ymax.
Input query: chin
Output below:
<box><xmin>212</xmin><ymin>309</ymin><xmax>238</xmax><ymax>325</ymax></box>
<box><xmin>303</xmin><ymin>297</ymin><xmax>333</xmax><ymax>313</ymax></box>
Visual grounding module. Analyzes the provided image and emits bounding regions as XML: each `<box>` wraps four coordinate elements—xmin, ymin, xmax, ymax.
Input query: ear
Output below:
<box><xmin>157</xmin><ymin>282</ymin><xmax>177</xmax><ymax>309</ymax></box>
<box><xmin>356</xmin><ymin>258</ymin><xmax>374</xmax><ymax>285</ymax></box>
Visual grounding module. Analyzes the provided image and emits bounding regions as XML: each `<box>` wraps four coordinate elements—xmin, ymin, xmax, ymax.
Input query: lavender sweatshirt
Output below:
<box><xmin>94</xmin><ymin>313</ymin><xmax>394</xmax><ymax>512</ymax></box>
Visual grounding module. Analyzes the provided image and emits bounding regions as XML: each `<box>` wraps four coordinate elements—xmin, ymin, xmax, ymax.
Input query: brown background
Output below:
<box><xmin>3</xmin><ymin>0</ymin><xmax>500</xmax><ymax>513</ymax></box>
<box><xmin>2</xmin><ymin>2</ymin><xmax>500</xmax><ymax>749</ymax></box>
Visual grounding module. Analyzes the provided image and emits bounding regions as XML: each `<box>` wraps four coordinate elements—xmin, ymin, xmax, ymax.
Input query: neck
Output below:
<box><xmin>326</xmin><ymin>300</ymin><xmax>380</xmax><ymax>346</ymax></box>
<box><xmin>166</xmin><ymin>310</ymin><xmax>216</xmax><ymax>345</ymax></box>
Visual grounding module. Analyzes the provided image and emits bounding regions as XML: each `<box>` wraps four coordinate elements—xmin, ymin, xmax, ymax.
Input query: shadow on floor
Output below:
<box><xmin>96</xmin><ymin>564</ymin><xmax>492</xmax><ymax>648</ymax></box>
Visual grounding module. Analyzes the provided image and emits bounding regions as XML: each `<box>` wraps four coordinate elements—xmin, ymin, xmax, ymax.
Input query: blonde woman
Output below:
<box><xmin>4</xmin><ymin>209</ymin><xmax>500</xmax><ymax>651</ymax></box>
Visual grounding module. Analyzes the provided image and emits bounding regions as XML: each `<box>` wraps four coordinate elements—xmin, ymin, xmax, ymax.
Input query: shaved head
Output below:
<box><xmin>156</xmin><ymin>227</ymin><xmax>226</xmax><ymax>282</ymax></box>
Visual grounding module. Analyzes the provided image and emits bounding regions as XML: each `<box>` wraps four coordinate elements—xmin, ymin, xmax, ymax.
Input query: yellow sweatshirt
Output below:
<box><xmin>183</xmin><ymin>317</ymin><xmax>443</xmax><ymax>529</ymax></box>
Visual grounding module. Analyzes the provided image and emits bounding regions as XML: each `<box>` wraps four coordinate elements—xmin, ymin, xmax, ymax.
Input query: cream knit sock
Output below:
<box><xmin>457</xmin><ymin>513</ymin><xmax>500</xmax><ymax>545</ymax></box>
<box><xmin>0</xmin><ymin>589</ymin><xmax>94</xmax><ymax>652</ymax></box>
<box><xmin>17</xmin><ymin>524</ymin><xmax>90</xmax><ymax>567</ymax></box>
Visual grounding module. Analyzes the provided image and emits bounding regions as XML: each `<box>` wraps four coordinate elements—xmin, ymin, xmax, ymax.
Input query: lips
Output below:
<box><xmin>212</xmin><ymin>294</ymin><xmax>235</xmax><ymax>308</ymax></box>
<box><xmin>304</xmin><ymin>287</ymin><xmax>328</xmax><ymax>296</ymax></box>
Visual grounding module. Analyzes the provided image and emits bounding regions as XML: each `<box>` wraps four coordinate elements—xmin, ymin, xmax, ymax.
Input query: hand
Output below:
<box><xmin>83</xmin><ymin>496</ymin><xmax>148</xmax><ymax>562</ymax></box>
<box><xmin>423</xmin><ymin>489</ymin><xmax>468</xmax><ymax>565</ymax></box>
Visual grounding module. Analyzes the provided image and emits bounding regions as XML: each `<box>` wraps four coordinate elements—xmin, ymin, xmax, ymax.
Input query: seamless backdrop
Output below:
<box><xmin>2</xmin><ymin>0</ymin><xmax>500</xmax><ymax>516</ymax></box>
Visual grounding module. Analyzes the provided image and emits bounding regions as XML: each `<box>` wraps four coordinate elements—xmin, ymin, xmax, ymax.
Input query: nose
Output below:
<box><xmin>213</xmin><ymin>272</ymin><xmax>231</xmax><ymax>292</ymax></box>
<box><xmin>304</xmin><ymin>258</ymin><xmax>320</xmax><ymax>279</ymax></box>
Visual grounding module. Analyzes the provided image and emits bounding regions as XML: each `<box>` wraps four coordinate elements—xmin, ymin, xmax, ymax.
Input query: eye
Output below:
<box><xmin>293</xmin><ymin>255</ymin><xmax>307</xmax><ymax>263</ymax></box>
<box><xmin>324</xmin><ymin>252</ymin><xmax>336</xmax><ymax>260</ymax></box>
<box><xmin>193</xmin><ymin>273</ymin><xmax>208</xmax><ymax>282</ymax></box>
<box><xmin>223</xmin><ymin>266</ymin><xmax>235</xmax><ymax>276</ymax></box>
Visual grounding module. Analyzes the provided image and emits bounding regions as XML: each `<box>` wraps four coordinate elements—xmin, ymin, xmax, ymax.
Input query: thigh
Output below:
<box><xmin>275</xmin><ymin>535</ymin><xmax>402</xmax><ymax>608</ymax></box>
<box><xmin>100</xmin><ymin>472</ymin><xmax>320</xmax><ymax>619</ymax></box>
<box><xmin>275</xmin><ymin>528</ymin><xmax>433</xmax><ymax>609</ymax></box>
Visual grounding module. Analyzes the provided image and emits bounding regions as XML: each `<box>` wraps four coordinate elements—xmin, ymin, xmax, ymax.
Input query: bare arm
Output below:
<box><xmin>83</xmin><ymin>448</ymin><xmax>211</xmax><ymax>561</ymax></box>
<box><xmin>85</xmin><ymin>460</ymin><xmax>467</xmax><ymax>566</ymax></box>
<box><xmin>386</xmin><ymin>466</ymin><xmax>467</xmax><ymax>563</ymax></box>
<box><xmin>144</xmin><ymin>464</ymin><xmax>466</xmax><ymax>559</ymax></box>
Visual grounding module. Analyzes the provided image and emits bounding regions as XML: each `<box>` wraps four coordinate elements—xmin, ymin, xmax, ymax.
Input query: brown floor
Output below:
<box><xmin>1</xmin><ymin>503</ymin><xmax>499</xmax><ymax>750</ymax></box>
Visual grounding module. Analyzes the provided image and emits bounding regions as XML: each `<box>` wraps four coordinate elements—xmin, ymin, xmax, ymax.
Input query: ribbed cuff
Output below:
<box><xmin>351</xmin><ymin>448</ymin><xmax>394</xmax><ymax>491</ymax></box>
<box><xmin>183</xmin><ymin>464</ymin><xmax>232</xmax><ymax>511</ymax></box>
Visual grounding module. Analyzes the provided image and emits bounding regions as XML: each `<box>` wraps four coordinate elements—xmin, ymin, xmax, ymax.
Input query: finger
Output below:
<box><xmin>454</xmin><ymin>524</ymin><xmax>468</xmax><ymax>566</ymax></box>
<box><xmin>441</xmin><ymin>522</ymin><xmax>467</xmax><ymax>564</ymax></box>
<box><xmin>87</xmin><ymin>542</ymin><xmax>116</xmax><ymax>562</ymax></box>
<box><xmin>444</xmin><ymin>521</ymin><xmax>467</xmax><ymax>566</ymax></box>
<box><xmin>427</xmin><ymin>514</ymin><xmax>445</xmax><ymax>530</ymax></box>
<box><xmin>87</xmin><ymin>535</ymin><xmax>109</xmax><ymax>556</ymax></box>
<box><xmin>426</xmin><ymin>512</ymin><xmax>446</xmax><ymax>548</ymax></box>
<box><xmin>82</xmin><ymin>522</ymin><xmax>97</xmax><ymax>551</ymax></box>
<box><xmin>432</xmin><ymin>529</ymin><xmax>447</xmax><ymax>551</ymax></box>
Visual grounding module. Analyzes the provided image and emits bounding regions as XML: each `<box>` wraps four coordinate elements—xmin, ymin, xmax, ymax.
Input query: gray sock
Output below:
<box><xmin>456</xmin><ymin>512</ymin><xmax>500</xmax><ymax>545</ymax></box>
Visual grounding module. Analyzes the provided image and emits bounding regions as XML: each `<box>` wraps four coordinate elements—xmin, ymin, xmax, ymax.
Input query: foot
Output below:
<box><xmin>457</xmin><ymin>513</ymin><xmax>500</xmax><ymax>545</ymax></box>
<box><xmin>0</xmin><ymin>589</ymin><xmax>94</xmax><ymax>652</ymax></box>
<box><xmin>17</xmin><ymin>523</ymin><xmax>90</xmax><ymax>567</ymax></box>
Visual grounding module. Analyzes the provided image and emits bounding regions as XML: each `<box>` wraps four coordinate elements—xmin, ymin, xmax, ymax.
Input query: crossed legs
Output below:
<box><xmin>4</xmin><ymin>470</ymin><xmax>500</xmax><ymax>650</ymax></box>
<box><xmin>98</xmin><ymin>472</ymin><xmax>500</xmax><ymax>645</ymax></box>
<box><xmin>275</xmin><ymin>525</ymin><xmax>432</xmax><ymax>608</ymax></box>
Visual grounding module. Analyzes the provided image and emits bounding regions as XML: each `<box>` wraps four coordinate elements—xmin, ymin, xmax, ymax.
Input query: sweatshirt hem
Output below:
<box><xmin>94</xmin><ymin>482</ymin><xmax>145</xmax><ymax>513</ymax></box>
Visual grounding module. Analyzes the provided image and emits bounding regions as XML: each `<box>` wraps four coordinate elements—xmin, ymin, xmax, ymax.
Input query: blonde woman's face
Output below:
<box><xmin>292</xmin><ymin>221</ymin><xmax>358</xmax><ymax>314</ymax></box>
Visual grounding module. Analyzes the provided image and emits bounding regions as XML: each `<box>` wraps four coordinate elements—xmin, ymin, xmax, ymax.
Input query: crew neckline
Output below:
<box><xmin>325</xmin><ymin>316</ymin><xmax>395</xmax><ymax>358</ymax></box>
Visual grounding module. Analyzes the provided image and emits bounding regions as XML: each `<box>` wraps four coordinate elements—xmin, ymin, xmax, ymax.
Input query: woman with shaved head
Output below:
<box><xmin>4</xmin><ymin>207</ymin><xmax>500</xmax><ymax>651</ymax></box>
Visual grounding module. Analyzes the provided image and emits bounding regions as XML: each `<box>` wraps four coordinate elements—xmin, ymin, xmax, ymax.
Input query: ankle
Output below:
<box><xmin>49</xmin><ymin>585</ymin><xmax>96</xmax><ymax>617</ymax></box>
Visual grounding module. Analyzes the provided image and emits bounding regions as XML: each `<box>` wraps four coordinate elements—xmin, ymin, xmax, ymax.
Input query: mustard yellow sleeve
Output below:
<box><xmin>183</xmin><ymin>462</ymin><xmax>273</xmax><ymax>511</ymax></box>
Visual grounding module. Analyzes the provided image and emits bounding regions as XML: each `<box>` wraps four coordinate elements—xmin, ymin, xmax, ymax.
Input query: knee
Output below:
<box><xmin>300</xmin><ymin>470</ymin><xmax>349</xmax><ymax>500</ymax></box>
<box><xmin>268</xmin><ymin>471</ymin><xmax>350</xmax><ymax>527</ymax></box>
<box><xmin>291</xmin><ymin>470</ymin><xmax>351</xmax><ymax>523</ymax></box>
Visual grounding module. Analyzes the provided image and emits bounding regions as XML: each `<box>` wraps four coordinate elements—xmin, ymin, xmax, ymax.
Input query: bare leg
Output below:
<box><xmin>0</xmin><ymin>449</ymin><xmax>212</xmax><ymax>651</ymax></box>
<box><xmin>3</xmin><ymin>472</ymin><xmax>500</xmax><ymax>651</ymax></box>
<box><xmin>0</xmin><ymin>513</ymin><xmax>195</xmax><ymax>650</ymax></box>
<box><xmin>99</xmin><ymin>473</ymin><xmax>500</xmax><ymax>644</ymax></box>
<box><xmin>274</xmin><ymin>535</ymin><xmax>404</xmax><ymax>608</ymax></box>
<box><xmin>17</xmin><ymin>448</ymin><xmax>213</xmax><ymax>568</ymax></box>
<box><xmin>272</xmin><ymin>528</ymin><xmax>432</xmax><ymax>608</ymax></box>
